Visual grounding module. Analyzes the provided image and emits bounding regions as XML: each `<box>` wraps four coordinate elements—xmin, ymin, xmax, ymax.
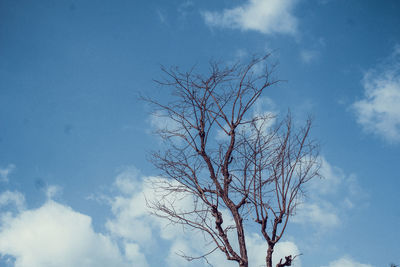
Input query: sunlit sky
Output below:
<box><xmin>0</xmin><ymin>0</ymin><xmax>399</xmax><ymax>266</ymax></box>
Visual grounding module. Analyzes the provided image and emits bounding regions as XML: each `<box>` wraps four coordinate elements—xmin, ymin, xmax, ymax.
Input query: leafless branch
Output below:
<box><xmin>143</xmin><ymin>55</ymin><xmax>320</xmax><ymax>267</ymax></box>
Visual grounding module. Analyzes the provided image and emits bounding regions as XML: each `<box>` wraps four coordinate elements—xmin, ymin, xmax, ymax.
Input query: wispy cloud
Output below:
<box><xmin>178</xmin><ymin>0</ymin><xmax>194</xmax><ymax>18</ymax></box>
<box><xmin>0</xmin><ymin>164</ymin><xmax>15</xmax><ymax>182</ymax></box>
<box><xmin>156</xmin><ymin>9</ymin><xmax>167</xmax><ymax>25</ymax></box>
<box><xmin>0</xmin><ymin>191</ymin><xmax>25</xmax><ymax>212</ymax></box>
<box><xmin>299</xmin><ymin>37</ymin><xmax>325</xmax><ymax>64</ymax></box>
<box><xmin>352</xmin><ymin>44</ymin><xmax>400</xmax><ymax>143</ymax></box>
<box><xmin>202</xmin><ymin>0</ymin><xmax>298</xmax><ymax>35</ymax></box>
<box><xmin>45</xmin><ymin>185</ymin><xmax>62</xmax><ymax>199</ymax></box>
<box><xmin>293</xmin><ymin>157</ymin><xmax>367</xmax><ymax>230</ymax></box>
<box><xmin>149</xmin><ymin>110</ymin><xmax>181</xmax><ymax>134</ymax></box>
<box><xmin>300</xmin><ymin>49</ymin><xmax>319</xmax><ymax>64</ymax></box>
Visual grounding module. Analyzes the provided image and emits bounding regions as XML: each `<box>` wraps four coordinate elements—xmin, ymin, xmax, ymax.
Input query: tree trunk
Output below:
<box><xmin>266</xmin><ymin>245</ymin><xmax>274</xmax><ymax>267</ymax></box>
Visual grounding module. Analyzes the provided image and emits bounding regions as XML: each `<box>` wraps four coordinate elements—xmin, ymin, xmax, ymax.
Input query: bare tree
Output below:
<box><xmin>144</xmin><ymin>55</ymin><xmax>320</xmax><ymax>267</ymax></box>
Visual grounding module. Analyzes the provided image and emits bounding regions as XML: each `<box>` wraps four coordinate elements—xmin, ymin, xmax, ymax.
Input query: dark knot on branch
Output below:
<box><xmin>276</xmin><ymin>255</ymin><xmax>292</xmax><ymax>267</ymax></box>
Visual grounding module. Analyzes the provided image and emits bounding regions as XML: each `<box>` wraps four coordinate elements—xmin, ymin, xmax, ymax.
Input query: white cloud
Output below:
<box><xmin>106</xmin><ymin>173</ymin><xmax>206</xmax><ymax>249</ymax></box>
<box><xmin>293</xmin><ymin>157</ymin><xmax>366</xmax><ymax>230</ymax></box>
<box><xmin>124</xmin><ymin>242</ymin><xmax>148</xmax><ymax>267</ymax></box>
<box><xmin>148</xmin><ymin>110</ymin><xmax>189</xmax><ymax>144</ymax></box>
<box><xmin>0</xmin><ymin>164</ymin><xmax>15</xmax><ymax>182</ymax></box>
<box><xmin>216</xmin><ymin>97</ymin><xmax>276</xmax><ymax>141</ymax></box>
<box><xmin>106</xmin><ymin>173</ymin><xmax>214</xmax><ymax>265</ymax></box>
<box><xmin>149</xmin><ymin>110</ymin><xmax>181</xmax><ymax>133</ymax></box>
<box><xmin>0</xmin><ymin>191</ymin><xmax>25</xmax><ymax>212</ymax></box>
<box><xmin>0</xmin><ymin>199</ymin><xmax>147</xmax><ymax>267</ymax></box>
<box><xmin>309</xmin><ymin>157</ymin><xmax>366</xmax><ymax>202</ymax></box>
<box><xmin>321</xmin><ymin>256</ymin><xmax>374</xmax><ymax>267</ymax></box>
<box><xmin>202</xmin><ymin>0</ymin><xmax>298</xmax><ymax>35</ymax></box>
<box><xmin>292</xmin><ymin>158</ymin><xmax>342</xmax><ymax>229</ymax></box>
<box><xmin>166</xmin><ymin>239</ymin><xmax>194</xmax><ymax>267</ymax></box>
<box><xmin>105</xmin><ymin>168</ymin><xmax>302</xmax><ymax>267</ymax></box>
<box><xmin>352</xmin><ymin>45</ymin><xmax>400</xmax><ymax>143</ymax></box>
<box><xmin>274</xmin><ymin>241</ymin><xmax>301</xmax><ymax>267</ymax></box>
<box><xmin>105</xmin><ymin>190</ymin><xmax>153</xmax><ymax>246</ymax></box>
<box><xmin>114</xmin><ymin>166</ymin><xmax>141</xmax><ymax>195</ymax></box>
<box><xmin>308</xmin><ymin>157</ymin><xmax>343</xmax><ymax>195</ymax></box>
<box><xmin>0</xmin><ymin>167</ymin><xmax>369</xmax><ymax>267</ymax></box>
<box><xmin>45</xmin><ymin>185</ymin><xmax>62</xmax><ymax>199</ymax></box>
<box><xmin>292</xmin><ymin>202</ymin><xmax>340</xmax><ymax>228</ymax></box>
<box><xmin>245</xmin><ymin>233</ymin><xmax>301</xmax><ymax>267</ymax></box>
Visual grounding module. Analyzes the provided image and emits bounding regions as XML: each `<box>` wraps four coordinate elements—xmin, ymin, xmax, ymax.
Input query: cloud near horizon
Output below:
<box><xmin>0</xmin><ymin>199</ymin><xmax>147</xmax><ymax>267</ymax></box>
<box><xmin>0</xmin><ymin>167</ymin><xmax>372</xmax><ymax>267</ymax></box>
<box><xmin>321</xmin><ymin>256</ymin><xmax>374</xmax><ymax>267</ymax></box>
<box><xmin>106</xmin><ymin>168</ymin><xmax>302</xmax><ymax>267</ymax></box>
<box><xmin>0</xmin><ymin>168</ymin><xmax>301</xmax><ymax>267</ymax></box>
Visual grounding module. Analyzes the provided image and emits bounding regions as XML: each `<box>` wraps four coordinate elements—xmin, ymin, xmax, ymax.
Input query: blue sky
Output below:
<box><xmin>0</xmin><ymin>0</ymin><xmax>399</xmax><ymax>266</ymax></box>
